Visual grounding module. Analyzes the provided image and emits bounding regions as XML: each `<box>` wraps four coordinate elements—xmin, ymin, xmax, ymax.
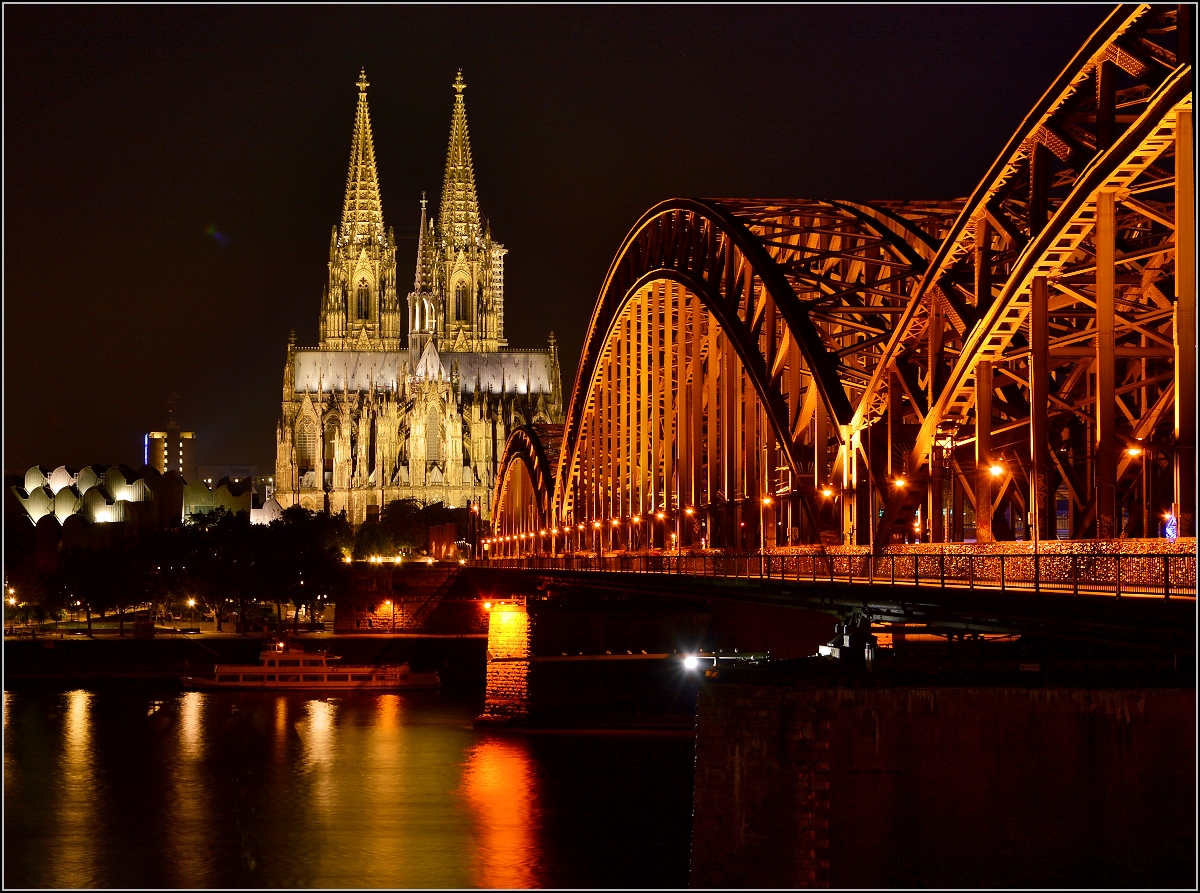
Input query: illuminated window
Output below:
<box><xmin>297</xmin><ymin>418</ymin><xmax>318</xmax><ymax>474</ymax></box>
<box><xmin>426</xmin><ymin>406</ymin><xmax>443</xmax><ymax>464</ymax></box>
<box><xmin>455</xmin><ymin>281</ymin><xmax>468</xmax><ymax>321</ymax></box>
<box><xmin>357</xmin><ymin>279</ymin><xmax>369</xmax><ymax>320</ymax></box>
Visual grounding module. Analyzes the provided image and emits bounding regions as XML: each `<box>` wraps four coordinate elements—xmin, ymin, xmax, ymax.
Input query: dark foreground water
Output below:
<box><xmin>3</xmin><ymin>687</ymin><xmax>694</xmax><ymax>888</ymax></box>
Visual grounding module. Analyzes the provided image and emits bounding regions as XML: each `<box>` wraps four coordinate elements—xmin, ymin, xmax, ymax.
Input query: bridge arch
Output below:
<box><xmin>551</xmin><ymin>197</ymin><xmax>961</xmax><ymax>549</ymax></box>
<box><xmin>857</xmin><ymin>5</ymin><xmax>1192</xmax><ymax>544</ymax></box>
<box><xmin>491</xmin><ymin>5</ymin><xmax>1192</xmax><ymax>556</ymax></box>
<box><xmin>491</xmin><ymin>424</ymin><xmax>562</xmax><ymax>556</ymax></box>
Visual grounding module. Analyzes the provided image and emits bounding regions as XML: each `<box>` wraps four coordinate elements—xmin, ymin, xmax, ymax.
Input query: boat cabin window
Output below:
<box><xmin>217</xmin><ymin>675</ymin><xmax>239</xmax><ymax>682</ymax></box>
<box><xmin>352</xmin><ymin>674</ymin><xmax>373</xmax><ymax>681</ymax></box>
<box><xmin>243</xmin><ymin>675</ymin><xmax>263</xmax><ymax>682</ymax></box>
<box><xmin>279</xmin><ymin>660</ymin><xmax>300</xmax><ymax>667</ymax></box>
<box><xmin>303</xmin><ymin>660</ymin><xmax>322</xmax><ymax>667</ymax></box>
<box><xmin>326</xmin><ymin>675</ymin><xmax>347</xmax><ymax>681</ymax></box>
<box><xmin>279</xmin><ymin>675</ymin><xmax>300</xmax><ymax>682</ymax></box>
<box><xmin>265</xmin><ymin>675</ymin><xmax>276</xmax><ymax>682</ymax></box>
<box><xmin>263</xmin><ymin>660</ymin><xmax>276</xmax><ymax>667</ymax></box>
<box><xmin>303</xmin><ymin>675</ymin><xmax>323</xmax><ymax>682</ymax></box>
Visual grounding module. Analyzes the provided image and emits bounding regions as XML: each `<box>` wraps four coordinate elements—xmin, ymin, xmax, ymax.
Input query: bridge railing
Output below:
<box><xmin>478</xmin><ymin>551</ymin><xmax>1196</xmax><ymax>599</ymax></box>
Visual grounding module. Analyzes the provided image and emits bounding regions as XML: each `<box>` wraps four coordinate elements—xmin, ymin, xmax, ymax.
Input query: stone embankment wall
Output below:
<box><xmin>691</xmin><ymin>674</ymin><xmax>1196</xmax><ymax>888</ymax></box>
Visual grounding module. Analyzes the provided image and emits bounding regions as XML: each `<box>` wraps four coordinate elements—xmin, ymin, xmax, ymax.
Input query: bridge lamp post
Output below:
<box><xmin>540</xmin><ymin>529</ymin><xmax>547</xmax><ymax>555</ymax></box>
<box><xmin>632</xmin><ymin>516</ymin><xmax>641</xmax><ymax>551</ymax></box>
<box><xmin>593</xmin><ymin>520</ymin><xmax>603</xmax><ymax>557</ymax></box>
<box><xmin>684</xmin><ymin>506</ymin><xmax>695</xmax><ymax>550</ymax></box>
<box><xmin>578</xmin><ymin>523</ymin><xmax>585</xmax><ymax>554</ymax></box>
<box><xmin>611</xmin><ymin>518</ymin><xmax>620</xmax><ymax>553</ymax></box>
<box><xmin>760</xmin><ymin>496</ymin><xmax>773</xmax><ymax>555</ymax></box>
<box><xmin>551</xmin><ymin>527</ymin><xmax>558</xmax><ymax>555</ymax></box>
<box><xmin>656</xmin><ymin>512</ymin><xmax>665</xmax><ymax>551</ymax></box>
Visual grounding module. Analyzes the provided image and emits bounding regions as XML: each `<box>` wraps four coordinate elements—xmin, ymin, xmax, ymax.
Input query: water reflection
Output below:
<box><xmin>4</xmin><ymin>689</ymin><xmax>693</xmax><ymax>889</ymax></box>
<box><xmin>462</xmin><ymin>736</ymin><xmax>541</xmax><ymax>888</ymax></box>
<box><xmin>52</xmin><ymin>690</ymin><xmax>97</xmax><ymax>888</ymax></box>
<box><xmin>167</xmin><ymin>692</ymin><xmax>210</xmax><ymax>887</ymax></box>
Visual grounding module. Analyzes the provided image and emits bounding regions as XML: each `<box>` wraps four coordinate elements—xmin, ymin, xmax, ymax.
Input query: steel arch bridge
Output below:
<box><xmin>490</xmin><ymin>5</ymin><xmax>1193</xmax><ymax>557</ymax></box>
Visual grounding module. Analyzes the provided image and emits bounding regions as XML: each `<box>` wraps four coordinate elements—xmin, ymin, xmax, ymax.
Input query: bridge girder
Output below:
<box><xmin>545</xmin><ymin>197</ymin><xmax>960</xmax><ymax>549</ymax></box>
<box><xmin>863</xmin><ymin>4</ymin><xmax>1192</xmax><ymax>545</ymax></box>
<box><xmin>493</xmin><ymin>4</ymin><xmax>1193</xmax><ymax>552</ymax></box>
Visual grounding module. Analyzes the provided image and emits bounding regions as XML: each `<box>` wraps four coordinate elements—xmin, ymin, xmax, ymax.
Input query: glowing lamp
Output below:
<box><xmin>685</xmin><ymin>507</ymin><xmax>695</xmax><ymax>516</ymax></box>
<box><xmin>822</xmin><ymin>488</ymin><xmax>834</xmax><ymax>498</ymax></box>
<box><xmin>656</xmin><ymin>512</ymin><xmax>665</xmax><ymax>520</ymax></box>
<box><xmin>989</xmin><ymin>464</ymin><xmax>1004</xmax><ymax>477</ymax></box>
<box><xmin>762</xmin><ymin>497</ymin><xmax>772</xmax><ymax>506</ymax></box>
<box><xmin>593</xmin><ymin>521</ymin><xmax>601</xmax><ymax>528</ymax></box>
<box><xmin>895</xmin><ymin>478</ymin><xmax>907</xmax><ymax>489</ymax></box>
<box><xmin>683</xmin><ymin>656</ymin><xmax>699</xmax><ymax>670</ymax></box>
<box><xmin>1125</xmin><ymin>445</ymin><xmax>1143</xmax><ymax>457</ymax></box>
<box><xmin>612</xmin><ymin>518</ymin><xmax>619</xmax><ymax>526</ymax></box>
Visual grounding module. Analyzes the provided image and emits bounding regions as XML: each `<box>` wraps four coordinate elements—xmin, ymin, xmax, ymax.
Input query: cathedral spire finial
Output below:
<box><xmin>340</xmin><ymin>69</ymin><xmax>384</xmax><ymax>245</ymax></box>
<box><xmin>438</xmin><ymin>69</ymin><xmax>480</xmax><ymax>250</ymax></box>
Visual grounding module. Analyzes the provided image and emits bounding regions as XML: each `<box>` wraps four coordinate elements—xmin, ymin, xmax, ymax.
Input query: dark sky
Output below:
<box><xmin>4</xmin><ymin>4</ymin><xmax>1107</xmax><ymax>475</ymax></box>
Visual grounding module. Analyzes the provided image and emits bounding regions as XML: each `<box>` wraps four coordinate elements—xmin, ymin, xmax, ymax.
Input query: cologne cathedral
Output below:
<box><xmin>275</xmin><ymin>71</ymin><xmax>563</xmax><ymax>524</ymax></box>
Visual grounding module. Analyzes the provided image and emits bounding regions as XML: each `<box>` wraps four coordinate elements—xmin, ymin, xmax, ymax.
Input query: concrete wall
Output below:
<box><xmin>691</xmin><ymin>674</ymin><xmax>1195</xmax><ymax>888</ymax></box>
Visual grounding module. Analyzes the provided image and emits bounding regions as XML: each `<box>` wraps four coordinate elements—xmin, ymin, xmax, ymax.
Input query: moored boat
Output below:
<box><xmin>182</xmin><ymin>640</ymin><xmax>439</xmax><ymax>690</ymax></box>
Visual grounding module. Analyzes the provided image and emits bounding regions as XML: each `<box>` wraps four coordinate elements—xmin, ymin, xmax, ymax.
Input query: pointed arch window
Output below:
<box><xmin>357</xmin><ymin>279</ymin><xmax>370</xmax><ymax>320</ymax></box>
<box><xmin>296</xmin><ymin>418</ymin><xmax>318</xmax><ymax>475</ymax></box>
<box><xmin>426</xmin><ymin>406</ymin><xmax>444</xmax><ymax>465</ymax></box>
<box><xmin>455</xmin><ymin>282</ymin><xmax>468</xmax><ymax>322</ymax></box>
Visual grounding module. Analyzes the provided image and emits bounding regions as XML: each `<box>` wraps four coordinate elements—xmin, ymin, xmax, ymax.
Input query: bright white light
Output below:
<box><xmin>683</xmin><ymin>656</ymin><xmax>699</xmax><ymax>670</ymax></box>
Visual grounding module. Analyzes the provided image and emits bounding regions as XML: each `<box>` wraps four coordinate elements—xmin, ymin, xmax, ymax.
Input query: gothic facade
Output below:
<box><xmin>275</xmin><ymin>71</ymin><xmax>563</xmax><ymax>525</ymax></box>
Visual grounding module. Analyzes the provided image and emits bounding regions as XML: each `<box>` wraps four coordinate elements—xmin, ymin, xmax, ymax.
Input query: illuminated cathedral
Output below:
<box><xmin>275</xmin><ymin>70</ymin><xmax>563</xmax><ymax>524</ymax></box>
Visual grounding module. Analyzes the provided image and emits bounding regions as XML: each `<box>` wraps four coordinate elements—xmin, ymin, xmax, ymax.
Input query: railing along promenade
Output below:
<box><xmin>479</xmin><ymin>547</ymin><xmax>1196</xmax><ymax>601</ymax></box>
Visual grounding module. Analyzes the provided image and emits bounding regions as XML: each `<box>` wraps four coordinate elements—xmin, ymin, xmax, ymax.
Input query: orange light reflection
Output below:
<box><xmin>461</xmin><ymin>737</ymin><xmax>541</xmax><ymax>888</ymax></box>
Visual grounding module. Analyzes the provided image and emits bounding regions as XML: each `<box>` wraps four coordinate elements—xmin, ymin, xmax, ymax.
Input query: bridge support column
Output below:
<box><xmin>929</xmin><ymin>444</ymin><xmax>945</xmax><ymax>544</ymax></box>
<box><xmin>1030</xmin><ymin>275</ymin><xmax>1055</xmax><ymax>543</ymax></box>
<box><xmin>975</xmin><ymin>360</ymin><xmax>994</xmax><ymax>542</ymax></box>
<box><xmin>1096</xmin><ymin>189</ymin><xmax>1118</xmax><ymax>538</ymax></box>
<box><xmin>1175</xmin><ymin>107</ymin><xmax>1195</xmax><ymax>537</ymax></box>
<box><xmin>478</xmin><ymin>600</ymin><xmax>531</xmax><ymax>725</ymax></box>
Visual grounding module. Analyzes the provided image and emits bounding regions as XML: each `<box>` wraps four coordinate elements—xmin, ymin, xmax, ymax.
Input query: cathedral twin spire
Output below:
<box><xmin>439</xmin><ymin>70</ymin><xmax>482</xmax><ymax>251</ymax></box>
<box><xmin>326</xmin><ymin>68</ymin><xmax>501</xmax><ymax>353</ymax></box>
<box><xmin>340</xmin><ymin>69</ymin><xmax>384</xmax><ymax>245</ymax></box>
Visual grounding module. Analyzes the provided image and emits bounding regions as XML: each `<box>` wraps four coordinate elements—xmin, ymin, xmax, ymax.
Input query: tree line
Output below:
<box><xmin>3</xmin><ymin>499</ymin><xmax>472</xmax><ymax>637</ymax></box>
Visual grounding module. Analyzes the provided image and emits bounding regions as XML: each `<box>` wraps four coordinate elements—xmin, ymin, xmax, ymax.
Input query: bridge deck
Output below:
<box><xmin>481</xmin><ymin>551</ymin><xmax>1195</xmax><ymax>600</ymax></box>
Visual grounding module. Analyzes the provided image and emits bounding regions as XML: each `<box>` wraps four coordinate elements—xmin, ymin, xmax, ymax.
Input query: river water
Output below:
<box><xmin>3</xmin><ymin>687</ymin><xmax>695</xmax><ymax>888</ymax></box>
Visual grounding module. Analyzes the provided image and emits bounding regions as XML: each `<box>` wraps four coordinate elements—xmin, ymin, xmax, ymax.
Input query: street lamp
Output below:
<box><xmin>655</xmin><ymin>512</ymin><xmax>665</xmax><ymax>551</ymax></box>
<box><xmin>593</xmin><ymin>520</ymin><xmax>603</xmax><ymax>556</ymax></box>
<box><xmin>611</xmin><ymin>517</ymin><xmax>620</xmax><ymax>553</ymax></box>
<box><xmin>187</xmin><ymin>598</ymin><xmax>196</xmax><ymax>627</ymax></box>
<box><xmin>384</xmin><ymin>599</ymin><xmax>394</xmax><ymax>633</ymax></box>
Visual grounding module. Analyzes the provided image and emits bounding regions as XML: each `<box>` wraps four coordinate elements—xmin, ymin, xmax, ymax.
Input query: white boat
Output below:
<box><xmin>182</xmin><ymin>640</ymin><xmax>440</xmax><ymax>691</ymax></box>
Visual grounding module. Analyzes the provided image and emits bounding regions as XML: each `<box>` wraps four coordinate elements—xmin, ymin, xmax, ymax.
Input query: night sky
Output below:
<box><xmin>4</xmin><ymin>4</ymin><xmax>1107</xmax><ymax>476</ymax></box>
